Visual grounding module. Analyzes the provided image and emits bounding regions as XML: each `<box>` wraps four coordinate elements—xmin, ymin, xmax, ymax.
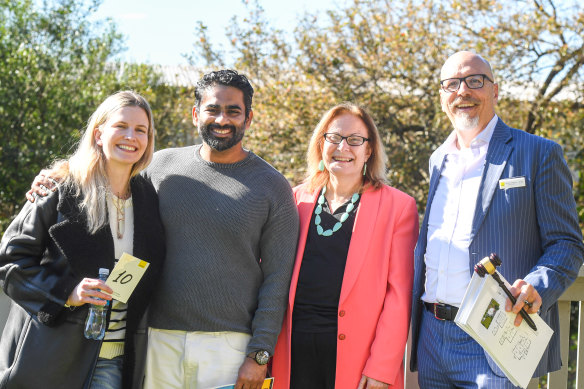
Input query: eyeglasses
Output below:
<box><xmin>440</xmin><ymin>74</ymin><xmax>494</xmax><ymax>93</ymax></box>
<box><xmin>324</xmin><ymin>133</ymin><xmax>369</xmax><ymax>146</ymax></box>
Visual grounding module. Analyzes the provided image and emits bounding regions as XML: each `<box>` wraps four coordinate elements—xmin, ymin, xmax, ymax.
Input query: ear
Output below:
<box><xmin>439</xmin><ymin>90</ymin><xmax>447</xmax><ymax>113</ymax></box>
<box><xmin>94</xmin><ymin>127</ymin><xmax>103</xmax><ymax>146</ymax></box>
<box><xmin>493</xmin><ymin>83</ymin><xmax>499</xmax><ymax>105</ymax></box>
<box><xmin>244</xmin><ymin>110</ymin><xmax>254</xmax><ymax>129</ymax></box>
<box><xmin>192</xmin><ymin>105</ymin><xmax>198</xmax><ymax>126</ymax></box>
<box><xmin>365</xmin><ymin>144</ymin><xmax>372</xmax><ymax>161</ymax></box>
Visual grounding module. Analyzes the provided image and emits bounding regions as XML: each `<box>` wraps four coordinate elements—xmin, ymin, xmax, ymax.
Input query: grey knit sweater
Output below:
<box><xmin>144</xmin><ymin>145</ymin><xmax>299</xmax><ymax>354</ymax></box>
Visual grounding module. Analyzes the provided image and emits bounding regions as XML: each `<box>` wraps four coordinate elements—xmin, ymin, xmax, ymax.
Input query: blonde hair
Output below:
<box><xmin>62</xmin><ymin>90</ymin><xmax>155</xmax><ymax>234</ymax></box>
<box><xmin>305</xmin><ymin>103</ymin><xmax>387</xmax><ymax>193</ymax></box>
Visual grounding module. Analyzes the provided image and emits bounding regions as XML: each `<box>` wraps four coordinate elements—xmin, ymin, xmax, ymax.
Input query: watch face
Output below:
<box><xmin>255</xmin><ymin>350</ymin><xmax>270</xmax><ymax>365</ymax></box>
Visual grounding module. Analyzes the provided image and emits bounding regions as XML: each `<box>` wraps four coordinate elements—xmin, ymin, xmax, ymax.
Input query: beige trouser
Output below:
<box><xmin>144</xmin><ymin>328</ymin><xmax>251</xmax><ymax>389</ymax></box>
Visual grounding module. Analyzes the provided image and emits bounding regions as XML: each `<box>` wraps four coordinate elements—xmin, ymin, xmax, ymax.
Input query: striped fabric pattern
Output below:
<box><xmin>98</xmin><ymin>287</ymin><xmax>128</xmax><ymax>360</ymax></box>
<box><xmin>410</xmin><ymin>119</ymin><xmax>584</xmax><ymax>382</ymax></box>
<box><xmin>417</xmin><ymin>309</ymin><xmax>518</xmax><ymax>388</ymax></box>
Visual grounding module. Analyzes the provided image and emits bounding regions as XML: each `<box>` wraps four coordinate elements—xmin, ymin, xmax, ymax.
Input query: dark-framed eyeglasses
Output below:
<box><xmin>323</xmin><ymin>133</ymin><xmax>369</xmax><ymax>146</ymax></box>
<box><xmin>440</xmin><ymin>74</ymin><xmax>494</xmax><ymax>93</ymax></box>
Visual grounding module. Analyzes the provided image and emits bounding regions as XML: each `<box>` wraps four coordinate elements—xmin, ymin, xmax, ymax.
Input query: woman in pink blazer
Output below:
<box><xmin>272</xmin><ymin>103</ymin><xmax>419</xmax><ymax>389</ymax></box>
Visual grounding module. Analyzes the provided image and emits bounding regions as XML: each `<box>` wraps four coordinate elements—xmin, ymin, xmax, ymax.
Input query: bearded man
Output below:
<box><xmin>409</xmin><ymin>51</ymin><xmax>584</xmax><ymax>388</ymax></box>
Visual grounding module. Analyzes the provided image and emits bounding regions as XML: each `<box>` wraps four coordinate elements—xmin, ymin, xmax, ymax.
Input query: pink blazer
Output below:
<box><xmin>272</xmin><ymin>183</ymin><xmax>419</xmax><ymax>389</ymax></box>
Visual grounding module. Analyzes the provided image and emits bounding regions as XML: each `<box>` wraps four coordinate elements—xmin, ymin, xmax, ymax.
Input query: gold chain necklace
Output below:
<box><xmin>111</xmin><ymin>195</ymin><xmax>127</xmax><ymax>239</ymax></box>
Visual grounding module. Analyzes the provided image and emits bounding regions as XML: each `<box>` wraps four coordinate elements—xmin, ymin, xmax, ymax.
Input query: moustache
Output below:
<box><xmin>452</xmin><ymin>97</ymin><xmax>480</xmax><ymax>106</ymax></box>
<box><xmin>207</xmin><ymin>124</ymin><xmax>236</xmax><ymax>132</ymax></box>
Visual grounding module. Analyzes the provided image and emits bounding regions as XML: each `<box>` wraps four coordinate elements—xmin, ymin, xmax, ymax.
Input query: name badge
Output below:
<box><xmin>499</xmin><ymin>176</ymin><xmax>526</xmax><ymax>190</ymax></box>
<box><xmin>106</xmin><ymin>253</ymin><xmax>150</xmax><ymax>303</ymax></box>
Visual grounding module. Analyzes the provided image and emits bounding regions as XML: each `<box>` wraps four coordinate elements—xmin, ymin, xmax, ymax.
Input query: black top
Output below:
<box><xmin>292</xmin><ymin>195</ymin><xmax>360</xmax><ymax>333</ymax></box>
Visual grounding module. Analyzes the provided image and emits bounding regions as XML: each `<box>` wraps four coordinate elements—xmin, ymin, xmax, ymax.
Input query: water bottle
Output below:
<box><xmin>84</xmin><ymin>268</ymin><xmax>110</xmax><ymax>340</ymax></box>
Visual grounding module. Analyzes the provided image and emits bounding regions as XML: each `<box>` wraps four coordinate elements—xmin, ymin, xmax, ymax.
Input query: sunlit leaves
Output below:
<box><xmin>0</xmin><ymin>0</ymin><xmax>121</xmax><ymax>232</ymax></box>
<box><xmin>188</xmin><ymin>0</ymin><xmax>583</xmax><ymax>232</ymax></box>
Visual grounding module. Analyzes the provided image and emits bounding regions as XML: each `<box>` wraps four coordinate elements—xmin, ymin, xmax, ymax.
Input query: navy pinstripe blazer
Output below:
<box><xmin>409</xmin><ymin>118</ymin><xmax>584</xmax><ymax>377</ymax></box>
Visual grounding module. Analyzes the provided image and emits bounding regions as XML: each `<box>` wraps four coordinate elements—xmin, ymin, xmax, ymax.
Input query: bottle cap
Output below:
<box><xmin>98</xmin><ymin>268</ymin><xmax>110</xmax><ymax>277</ymax></box>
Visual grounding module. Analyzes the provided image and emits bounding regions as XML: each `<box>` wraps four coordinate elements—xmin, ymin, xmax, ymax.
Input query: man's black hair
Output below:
<box><xmin>194</xmin><ymin>69</ymin><xmax>254</xmax><ymax>120</ymax></box>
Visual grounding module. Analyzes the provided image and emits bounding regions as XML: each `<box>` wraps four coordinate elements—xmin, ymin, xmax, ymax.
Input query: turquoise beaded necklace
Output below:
<box><xmin>314</xmin><ymin>186</ymin><xmax>360</xmax><ymax>236</ymax></box>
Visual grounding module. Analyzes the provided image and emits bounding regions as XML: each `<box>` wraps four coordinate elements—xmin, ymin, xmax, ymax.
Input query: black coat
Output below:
<box><xmin>0</xmin><ymin>175</ymin><xmax>165</xmax><ymax>388</ymax></box>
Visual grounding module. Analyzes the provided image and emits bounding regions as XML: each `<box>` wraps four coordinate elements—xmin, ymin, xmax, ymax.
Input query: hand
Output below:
<box><xmin>234</xmin><ymin>357</ymin><xmax>268</xmax><ymax>389</ymax></box>
<box><xmin>66</xmin><ymin>278</ymin><xmax>113</xmax><ymax>307</ymax></box>
<box><xmin>357</xmin><ymin>375</ymin><xmax>389</xmax><ymax>389</ymax></box>
<box><xmin>505</xmin><ymin>279</ymin><xmax>542</xmax><ymax>326</ymax></box>
<box><xmin>26</xmin><ymin>169</ymin><xmax>58</xmax><ymax>203</ymax></box>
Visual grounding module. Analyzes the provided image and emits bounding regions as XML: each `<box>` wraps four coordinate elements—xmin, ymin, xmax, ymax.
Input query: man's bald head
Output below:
<box><xmin>440</xmin><ymin>51</ymin><xmax>495</xmax><ymax>82</ymax></box>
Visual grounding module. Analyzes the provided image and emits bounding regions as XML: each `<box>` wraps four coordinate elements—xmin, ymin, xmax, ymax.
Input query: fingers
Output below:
<box><xmin>30</xmin><ymin>173</ymin><xmax>57</xmax><ymax>197</ymax></box>
<box><xmin>235</xmin><ymin>359</ymin><xmax>268</xmax><ymax>389</ymax></box>
<box><xmin>26</xmin><ymin>189</ymin><xmax>37</xmax><ymax>203</ymax></box>
<box><xmin>506</xmin><ymin>279</ymin><xmax>542</xmax><ymax>326</ymax></box>
<box><xmin>358</xmin><ymin>376</ymin><xmax>389</xmax><ymax>389</ymax></box>
<box><xmin>47</xmin><ymin>177</ymin><xmax>59</xmax><ymax>187</ymax></box>
<box><xmin>67</xmin><ymin>278</ymin><xmax>113</xmax><ymax>307</ymax></box>
<box><xmin>510</xmin><ymin>280</ymin><xmax>541</xmax><ymax>313</ymax></box>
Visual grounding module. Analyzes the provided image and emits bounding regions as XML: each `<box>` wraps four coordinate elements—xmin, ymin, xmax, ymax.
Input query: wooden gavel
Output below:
<box><xmin>474</xmin><ymin>253</ymin><xmax>537</xmax><ymax>331</ymax></box>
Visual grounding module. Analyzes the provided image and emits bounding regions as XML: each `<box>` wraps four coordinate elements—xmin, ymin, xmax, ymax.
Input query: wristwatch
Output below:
<box><xmin>247</xmin><ymin>350</ymin><xmax>270</xmax><ymax>365</ymax></box>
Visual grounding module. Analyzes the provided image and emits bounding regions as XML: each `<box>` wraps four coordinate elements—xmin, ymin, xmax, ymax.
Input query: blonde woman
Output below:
<box><xmin>0</xmin><ymin>91</ymin><xmax>165</xmax><ymax>389</ymax></box>
<box><xmin>272</xmin><ymin>103</ymin><xmax>418</xmax><ymax>389</ymax></box>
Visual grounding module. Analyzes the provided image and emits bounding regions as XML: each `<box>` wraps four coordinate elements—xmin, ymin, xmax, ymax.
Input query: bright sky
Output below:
<box><xmin>93</xmin><ymin>0</ymin><xmax>338</xmax><ymax>66</ymax></box>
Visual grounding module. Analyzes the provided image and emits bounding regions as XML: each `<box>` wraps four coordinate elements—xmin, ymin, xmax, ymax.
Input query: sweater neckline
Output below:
<box><xmin>193</xmin><ymin>144</ymin><xmax>255</xmax><ymax>169</ymax></box>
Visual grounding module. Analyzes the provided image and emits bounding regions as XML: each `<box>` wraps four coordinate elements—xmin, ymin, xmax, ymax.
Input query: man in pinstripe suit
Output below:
<box><xmin>409</xmin><ymin>51</ymin><xmax>584</xmax><ymax>388</ymax></box>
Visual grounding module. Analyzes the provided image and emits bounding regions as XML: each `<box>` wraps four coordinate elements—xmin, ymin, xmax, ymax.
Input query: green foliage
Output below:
<box><xmin>189</xmin><ymin>0</ymin><xmax>584</xmax><ymax>234</ymax></box>
<box><xmin>0</xmin><ymin>0</ymin><xmax>123</xmax><ymax>232</ymax></box>
<box><xmin>0</xmin><ymin>1</ymin><xmax>195</xmax><ymax>234</ymax></box>
<box><xmin>1</xmin><ymin>0</ymin><xmax>583</xmax><ymax>238</ymax></box>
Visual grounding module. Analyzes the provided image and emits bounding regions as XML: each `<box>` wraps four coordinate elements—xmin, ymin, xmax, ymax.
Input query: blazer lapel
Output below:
<box><xmin>339</xmin><ymin>187</ymin><xmax>380</xmax><ymax>303</ymax></box>
<box><xmin>288</xmin><ymin>188</ymin><xmax>319</xmax><ymax>308</ymax></box>
<box><xmin>470</xmin><ymin>120</ymin><xmax>513</xmax><ymax>241</ymax></box>
<box><xmin>131</xmin><ymin>176</ymin><xmax>165</xmax><ymax>264</ymax></box>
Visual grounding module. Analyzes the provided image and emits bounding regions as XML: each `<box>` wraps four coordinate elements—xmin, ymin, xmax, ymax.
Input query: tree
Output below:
<box><xmin>190</xmin><ymin>0</ymin><xmax>584</xmax><ymax>232</ymax></box>
<box><xmin>0</xmin><ymin>0</ymin><xmax>123</xmax><ymax>232</ymax></box>
<box><xmin>0</xmin><ymin>1</ymin><xmax>195</xmax><ymax>234</ymax></box>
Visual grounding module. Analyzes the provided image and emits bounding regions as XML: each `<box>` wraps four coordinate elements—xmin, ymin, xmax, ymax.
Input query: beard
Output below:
<box><xmin>198</xmin><ymin>122</ymin><xmax>246</xmax><ymax>151</ymax></box>
<box><xmin>450</xmin><ymin>97</ymin><xmax>481</xmax><ymax>132</ymax></box>
<box><xmin>454</xmin><ymin>113</ymin><xmax>480</xmax><ymax>132</ymax></box>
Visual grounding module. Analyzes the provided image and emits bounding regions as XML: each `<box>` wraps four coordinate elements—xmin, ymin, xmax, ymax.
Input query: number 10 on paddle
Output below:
<box><xmin>106</xmin><ymin>253</ymin><xmax>150</xmax><ymax>303</ymax></box>
<box><xmin>113</xmin><ymin>270</ymin><xmax>133</xmax><ymax>285</ymax></box>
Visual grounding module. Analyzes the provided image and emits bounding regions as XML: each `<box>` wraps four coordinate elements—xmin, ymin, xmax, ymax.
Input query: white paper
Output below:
<box><xmin>105</xmin><ymin>253</ymin><xmax>149</xmax><ymax>303</ymax></box>
<box><xmin>455</xmin><ymin>272</ymin><xmax>553</xmax><ymax>388</ymax></box>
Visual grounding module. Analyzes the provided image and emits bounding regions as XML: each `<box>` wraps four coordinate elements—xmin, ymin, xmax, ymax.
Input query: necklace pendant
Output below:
<box><xmin>315</xmin><ymin>204</ymin><xmax>322</xmax><ymax>215</ymax></box>
<box><xmin>322</xmin><ymin>229</ymin><xmax>333</xmax><ymax>237</ymax></box>
<box><xmin>111</xmin><ymin>194</ymin><xmax>127</xmax><ymax>240</ymax></box>
<box><xmin>332</xmin><ymin>222</ymin><xmax>342</xmax><ymax>232</ymax></box>
<box><xmin>316</xmin><ymin>225</ymin><xmax>324</xmax><ymax>235</ymax></box>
